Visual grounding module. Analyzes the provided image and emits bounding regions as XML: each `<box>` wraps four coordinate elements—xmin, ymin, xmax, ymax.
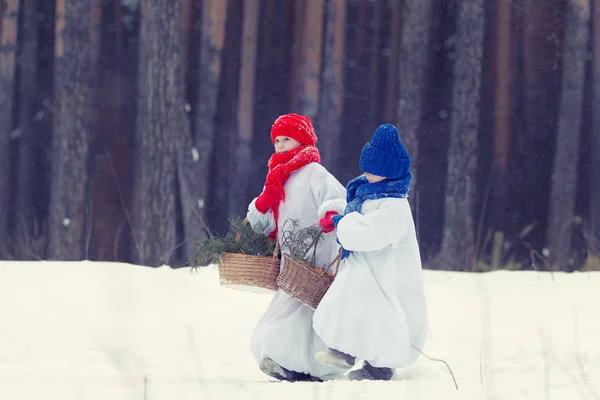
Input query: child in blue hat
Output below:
<box><xmin>314</xmin><ymin>123</ymin><xmax>429</xmax><ymax>381</ymax></box>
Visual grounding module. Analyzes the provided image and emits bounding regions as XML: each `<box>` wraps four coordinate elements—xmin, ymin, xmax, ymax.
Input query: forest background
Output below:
<box><xmin>1</xmin><ymin>0</ymin><xmax>599</xmax><ymax>272</ymax></box>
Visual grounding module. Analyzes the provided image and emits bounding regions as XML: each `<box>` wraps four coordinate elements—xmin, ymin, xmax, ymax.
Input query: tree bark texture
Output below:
<box><xmin>174</xmin><ymin>0</ymin><xmax>226</xmax><ymax>261</ymax></box>
<box><xmin>88</xmin><ymin>0</ymin><xmax>125</xmax><ymax>261</ymax></box>
<box><xmin>592</xmin><ymin>0</ymin><xmax>600</xmax><ymax>256</ymax></box>
<box><xmin>174</xmin><ymin>110</ymin><xmax>205</xmax><ymax>262</ymax></box>
<box><xmin>438</xmin><ymin>0</ymin><xmax>485</xmax><ymax>271</ymax></box>
<box><xmin>133</xmin><ymin>0</ymin><xmax>184</xmax><ymax>266</ymax></box>
<box><xmin>195</xmin><ymin>0</ymin><xmax>227</xmax><ymax>220</ymax></box>
<box><xmin>297</xmin><ymin>0</ymin><xmax>324</xmax><ymax>121</ymax></box>
<box><xmin>207</xmin><ymin>0</ymin><xmax>240</xmax><ymax>232</ymax></box>
<box><xmin>48</xmin><ymin>0</ymin><xmax>100</xmax><ymax>260</ymax></box>
<box><xmin>14</xmin><ymin>0</ymin><xmax>39</xmax><ymax>242</ymax></box>
<box><xmin>251</xmin><ymin>0</ymin><xmax>293</xmax><ymax>196</ymax></box>
<box><xmin>352</xmin><ymin>0</ymin><xmax>369</xmax><ymax>143</ymax></box>
<box><xmin>547</xmin><ymin>0</ymin><xmax>590</xmax><ymax>271</ymax></box>
<box><xmin>397</xmin><ymin>0</ymin><xmax>433</xmax><ymax>196</ymax></box>
<box><xmin>318</xmin><ymin>0</ymin><xmax>346</xmax><ymax>173</ymax></box>
<box><xmin>521</xmin><ymin>0</ymin><xmax>566</xmax><ymax>244</ymax></box>
<box><xmin>337</xmin><ymin>0</ymin><xmax>369</xmax><ymax>185</ymax></box>
<box><xmin>490</xmin><ymin>0</ymin><xmax>513</xmax><ymax>233</ymax></box>
<box><xmin>290</xmin><ymin>0</ymin><xmax>306</xmax><ymax>112</ymax></box>
<box><xmin>230</xmin><ymin>0</ymin><xmax>260</xmax><ymax>217</ymax></box>
<box><xmin>0</xmin><ymin>0</ymin><xmax>19</xmax><ymax>244</ymax></box>
<box><xmin>384</xmin><ymin>0</ymin><xmax>403</xmax><ymax>123</ymax></box>
<box><xmin>368</xmin><ymin>0</ymin><xmax>382</xmax><ymax>125</ymax></box>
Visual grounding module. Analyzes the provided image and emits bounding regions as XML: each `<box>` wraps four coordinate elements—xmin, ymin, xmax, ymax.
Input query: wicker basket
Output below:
<box><xmin>217</xmin><ymin>219</ymin><xmax>281</xmax><ymax>293</ymax></box>
<box><xmin>276</xmin><ymin>250</ymin><xmax>342</xmax><ymax>309</ymax></box>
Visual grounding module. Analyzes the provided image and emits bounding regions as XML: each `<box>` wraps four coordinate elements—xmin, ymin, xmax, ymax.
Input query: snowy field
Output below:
<box><xmin>0</xmin><ymin>260</ymin><xmax>598</xmax><ymax>400</ymax></box>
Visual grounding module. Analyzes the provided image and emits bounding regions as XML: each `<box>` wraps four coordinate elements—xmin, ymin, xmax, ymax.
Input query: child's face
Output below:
<box><xmin>364</xmin><ymin>172</ymin><xmax>386</xmax><ymax>183</ymax></box>
<box><xmin>274</xmin><ymin>136</ymin><xmax>302</xmax><ymax>154</ymax></box>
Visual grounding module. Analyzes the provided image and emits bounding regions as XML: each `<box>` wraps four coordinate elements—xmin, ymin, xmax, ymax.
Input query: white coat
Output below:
<box><xmin>312</xmin><ymin>197</ymin><xmax>429</xmax><ymax>369</ymax></box>
<box><xmin>246</xmin><ymin>162</ymin><xmax>347</xmax><ymax>378</ymax></box>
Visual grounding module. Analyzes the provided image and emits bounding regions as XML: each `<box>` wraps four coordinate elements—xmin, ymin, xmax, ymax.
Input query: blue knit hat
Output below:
<box><xmin>359</xmin><ymin>124</ymin><xmax>411</xmax><ymax>179</ymax></box>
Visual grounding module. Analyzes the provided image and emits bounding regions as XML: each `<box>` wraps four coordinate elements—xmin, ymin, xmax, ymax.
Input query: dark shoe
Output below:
<box><xmin>348</xmin><ymin>361</ymin><xmax>393</xmax><ymax>381</ymax></box>
<box><xmin>315</xmin><ymin>349</ymin><xmax>356</xmax><ymax>369</ymax></box>
<box><xmin>259</xmin><ymin>358</ymin><xmax>323</xmax><ymax>382</ymax></box>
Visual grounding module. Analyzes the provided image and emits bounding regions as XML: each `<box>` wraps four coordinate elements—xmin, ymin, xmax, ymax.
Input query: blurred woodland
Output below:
<box><xmin>0</xmin><ymin>0</ymin><xmax>599</xmax><ymax>272</ymax></box>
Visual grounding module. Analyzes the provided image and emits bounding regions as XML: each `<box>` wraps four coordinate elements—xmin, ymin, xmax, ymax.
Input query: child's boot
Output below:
<box><xmin>347</xmin><ymin>361</ymin><xmax>393</xmax><ymax>381</ymax></box>
<box><xmin>259</xmin><ymin>358</ymin><xmax>322</xmax><ymax>382</ymax></box>
<box><xmin>315</xmin><ymin>349</ymin><xmax>356</xmax><ymax>369</ymax></box>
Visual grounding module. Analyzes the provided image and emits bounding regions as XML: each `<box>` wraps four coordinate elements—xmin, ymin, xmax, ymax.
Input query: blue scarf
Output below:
<box><xmin>344</xmin><ymin>173</ymin><xmax>411</xmax><ymax>214</ymax></box>
<box><xmin>336</xmin><ymin>173</ymin><xmax>411</xmax><ymax>259</ymax></box>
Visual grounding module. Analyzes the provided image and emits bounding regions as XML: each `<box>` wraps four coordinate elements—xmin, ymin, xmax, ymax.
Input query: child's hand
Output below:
<box><xmin>319</xmin><ymin>211</ymin><xmax>339</xmax><ymax>233</ymax></box>
<box><xmin>255</xmin><ymin>185</ymin><xmax>282</xmax><ymax>214</ymax></box>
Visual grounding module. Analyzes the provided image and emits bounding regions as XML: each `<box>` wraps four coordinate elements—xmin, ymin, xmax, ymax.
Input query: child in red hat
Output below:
<box><xmin>246</xmin><ymin>113</ymin><xmax>347</xmax><ymax>382</ymax></box>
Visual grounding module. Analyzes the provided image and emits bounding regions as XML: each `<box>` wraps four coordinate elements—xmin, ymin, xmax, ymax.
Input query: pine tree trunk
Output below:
<box><xmin>547</xmin><ymin>0</ymin><xmax>590</xmax><ymax>271</ymax></box>
<box><xmin>318</xmin><ymin>0</ymin><xmax>346</xmax><ymax>173</ymax></box>
<box><xmin>90</xmin><ymin>0</ymin><xmax>143</xmax><ymax>262</ymax></box>
<box><xmin>14</xmin><ymin>0</ymin><xmax>39</xmax><ymax>245</ymax></box>
<box><xmin>384</xmin><ymin>0</ymin><xmax>402</xmax><ymax>123</ymax></box>
<box><xmin>490</xmin><ymin>0</ymin><xmax>513</xmax><ymax>234</ymax></box>
<box><xmin>0</xmin><ymin>0</ymin><xmax>19</xmax><ymax>245</ymax></box>
<box><xmin>437</xmin><ymin>0</ymin><xmax>485</xmax><ymax>271</ymax></box>
<box><xmin>122</xmin><ymin>1</ymin><xmax>141</xmax><ymax>262</ymax></box>
<box><xmin>396</xmin><ymin>0</ymin><xmax>433</xmax><ymax>196</ymax></box>
<box><xmin>181</xmin><ymin>0</ymin><xmax>194</xmax><ymax>47</ymax></box>
<box><xmin>194</xmin><ymin>0</ymin><xmax>227</xmax><ymax>223</ymax></box>
<box><xmin>174</xmin><ymin>111</ymin><xmax>204</xmax><ymax>261</ymax></box>
<box><xmin>522</xmin><ymin>0</ymin><xmax>566</xmax><ymax>245</ymax></box>
<box><xmin>207</xmin><ymin>0</ymin><xmax>241</xmax><ymax>233</ymax></box>
<box><xmin>174</xmin><ymin>0</ymin><xmax>225</xmax><ymax>260</ymax></box>
<box><xmin>297</xmin><ymin>0</ymin><xmax>325</xmax><ymax>121</ymax></box>
<box><xmin>230</xmin><ymin>0</ymin><xmax>260</xmax><ymax>217</ymax></box>
<box><xmin>290</xmin><ymin>0</ymin><xmax>306</xmax><ymax>112</ymax></box>
<box><xmin>368</xmin><ymin>0</ymin><xmax>382</xmax><ymax>125</ymax></box>
<box><xmin>261</xmin><ymin>0</ymin><xmax>276</xmax><ymax>59</ymax></box>
<box><xmin>47</xmin><ymin>0</ymin><xmax>100</xmax><ymax>260</ymax></box>
<box><xmin>133</xmin><ymin>0</ymin><xmax>183</xmax><ymax>266</ymax></box>
<box><xmin>252</xmin><ymin>0</ymin><xmax>287</xmax><ymax>196</ymax></box>
<box><xmin>280</xmin><ymin>1</ymin><xmax>296</xmax><ymax>66</ymax></box>
<box><xmin>355</xmin><ymin>0</ymin><xmax>368</xmax><ymax>89</ymax></box>
<box><xmin>352</xmin><ymin>0</ymin><xmax>369</xmax><ymax>143</ymax></box>
<box><xmin>591</xmin><ymin>0</ymin><xmax>600</xmax><ymax>257</ymax></box>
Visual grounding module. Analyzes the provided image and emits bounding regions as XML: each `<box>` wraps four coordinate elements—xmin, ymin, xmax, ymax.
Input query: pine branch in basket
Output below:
<box><xmin>193</xmin><ymin>215</ymin><xmax>277</xmax><ymax>267</ymax></box>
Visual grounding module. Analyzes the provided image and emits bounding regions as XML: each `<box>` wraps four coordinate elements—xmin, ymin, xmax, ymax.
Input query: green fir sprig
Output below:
<box><xmin>193</xmin><ymin>215</ymin><xmax>277</xmax><ymax>267</ymax></box>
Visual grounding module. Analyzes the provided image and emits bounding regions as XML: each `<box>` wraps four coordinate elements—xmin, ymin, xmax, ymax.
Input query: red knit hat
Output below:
<box><xmin>270</xmin><ymin>113</ymin><xmax>318</xmax><ymax>146</ymax></box>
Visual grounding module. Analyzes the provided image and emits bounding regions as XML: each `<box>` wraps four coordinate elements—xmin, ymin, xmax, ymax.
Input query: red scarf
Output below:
<box><xmin>264</xmin><ymin>145</ymin><xmax>321</xmax><ymax>239</ymax></box>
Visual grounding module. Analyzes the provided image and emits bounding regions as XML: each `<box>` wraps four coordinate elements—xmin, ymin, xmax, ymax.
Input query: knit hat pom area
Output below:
<box><xmin>270</xmin><ymin>113</ymin><xmax>318</xmax><ymax>146</ymax></box>
<box><xmin>359</xmin><ymin>123</ymin><xmax>411</xmax><ymax>179</ymax></box>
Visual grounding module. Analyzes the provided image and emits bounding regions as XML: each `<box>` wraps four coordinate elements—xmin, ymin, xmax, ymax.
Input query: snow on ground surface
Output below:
<box><xmin>0</xmin><ymin>260</ymin><xmax>598</xmax><ymax>399</ymax></box>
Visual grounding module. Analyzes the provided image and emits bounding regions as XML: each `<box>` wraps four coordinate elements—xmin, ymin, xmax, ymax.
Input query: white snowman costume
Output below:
<box><xmin>247</xmin><ymin>162</ymin><xmax>346</xmax><ymax>379</ymax></box>
<box><xmin>312</xmin><ymin>196</ymin><xmax>428</xmax><ymax>369</ymax></box>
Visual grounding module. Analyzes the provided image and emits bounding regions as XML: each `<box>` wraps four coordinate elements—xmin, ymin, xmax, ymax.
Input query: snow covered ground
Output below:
<box><xmin>0</xmin><ymin>260</ymin><xmax>598</xmax><ymax>399</ymax></box>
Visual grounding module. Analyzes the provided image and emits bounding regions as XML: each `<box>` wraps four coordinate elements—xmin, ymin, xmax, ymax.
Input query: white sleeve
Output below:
<box><xmin>246</xmin><ymin>198</ymin><xmax>276</xmax><ymax>236</ymax></box>
<box><xmin>336</xmin><ymin>205</ymin><xmax>407</xmax><ymax>252</ymax></box>
<box><xmin>310</xmin><ymin>168</ymin><xmax>347</xmax><ymax>220</ymax></box>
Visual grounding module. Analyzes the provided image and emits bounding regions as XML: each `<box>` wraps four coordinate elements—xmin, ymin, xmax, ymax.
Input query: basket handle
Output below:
<box><xmin>236</xmin><ymin>217</ymin><xmax>280</xmax><ymax>259</ymax></box>
<box><xmin>300</xmin><ymin>230</ymin><xmax>321</xmax><ymax>264</ymax></box>
<box><xmin>321</xmin><ymin>247</ymin><xmax>343</xmax><ymax>276</ymax></box>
